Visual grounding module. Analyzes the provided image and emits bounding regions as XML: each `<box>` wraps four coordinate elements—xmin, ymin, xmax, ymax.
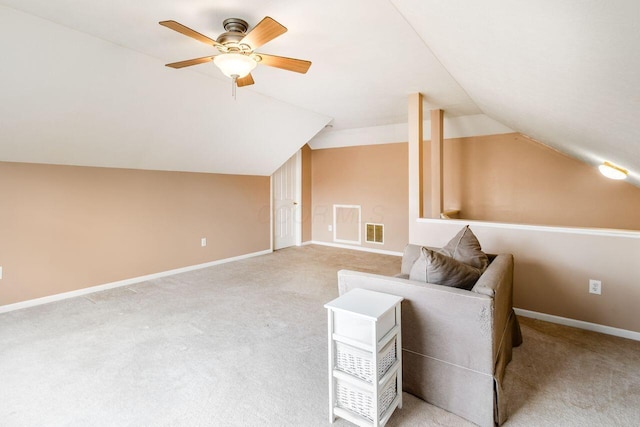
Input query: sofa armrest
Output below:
<box><xmin>472</xmin><ymin>254</ymin><xmax>515</xmax><ymax>361</ymax></box>
<box><xmin>338</xmin><ymin>269</ymin><xmax>495</xmax><ymax>374</ymax></box>
<box><xmin>472</xmin><ymin>254</ymin><xmax>512</xmax><ymax>297</ymax></box>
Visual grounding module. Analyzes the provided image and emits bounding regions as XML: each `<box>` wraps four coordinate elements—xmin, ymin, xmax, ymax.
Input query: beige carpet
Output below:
<box><xmin>1</xmin><ymin>245</ymin><xmax>639</xmax><ymax>426</ymax></box>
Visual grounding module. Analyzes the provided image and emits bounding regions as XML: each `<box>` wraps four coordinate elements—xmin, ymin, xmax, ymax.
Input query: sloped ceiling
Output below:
<box><xmin>391</xmin><ymin>0</ymin><xmax>640</xmax><ymax>186</ymax></box>
<box><xmin>0</xmin><ymin>6</ymin><xmax>330</xmax><ymax>176</ymax></box>
<box><xmin>0</xmin><ymin>1</ymin><xmax>638</xmax><ymax>184</ymax></box>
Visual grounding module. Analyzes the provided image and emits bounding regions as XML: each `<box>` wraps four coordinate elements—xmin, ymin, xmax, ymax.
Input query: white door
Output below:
<box><xmin>273</xmin><ymin>150</ymin><xmax>301</xmax><ymax>250</ymax></box>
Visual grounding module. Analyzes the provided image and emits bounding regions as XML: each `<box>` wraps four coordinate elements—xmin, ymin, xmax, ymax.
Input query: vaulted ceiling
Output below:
<box><xmin>1</xmin><ymin>1</ymin><xmax>638</xmax><ymax>184</ymax></box>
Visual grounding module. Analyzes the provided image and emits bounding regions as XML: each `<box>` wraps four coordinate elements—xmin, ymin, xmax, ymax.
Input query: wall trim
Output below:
<box><xmin>417</xmin><ymin>217</ymin><xmax>640</xmax><ymax>239</ymax></box>
<box><xmin>515</xmin><ymin>308</ymin><xmax>640</xmax><ymax>342</ymax></box>
<box><xmin>0</xmin><ymin>249</ymin><xmax>272</xmax><ymax>314</ymax></box>
<box><xmin>305</xmin><ymin>240</ymin><xmax>403</xmax><ymax>257</ymax></box>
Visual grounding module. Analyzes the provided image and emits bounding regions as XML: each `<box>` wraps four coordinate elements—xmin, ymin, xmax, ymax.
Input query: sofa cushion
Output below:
<box><xmin>409</xmin><ymin>247</ymin><xmax>482</xmax><ymax>290</ymax></box>
<box><xmin>440</xmin><ymin>225</ymin><xmax>489</xmax><ymax>271</ymax></box>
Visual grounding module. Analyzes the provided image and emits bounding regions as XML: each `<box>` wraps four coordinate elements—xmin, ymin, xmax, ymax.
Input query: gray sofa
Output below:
<box><xmin>337</xmin><ymin>244</ymin><xmax>522</xmax><ymax>427</ymax></box>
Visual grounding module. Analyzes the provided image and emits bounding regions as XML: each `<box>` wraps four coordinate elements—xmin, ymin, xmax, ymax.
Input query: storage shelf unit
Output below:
<box><xmin>325</xmin><ymin>288</ymin><xmax>403</xmax><ymax>427</ymax></box>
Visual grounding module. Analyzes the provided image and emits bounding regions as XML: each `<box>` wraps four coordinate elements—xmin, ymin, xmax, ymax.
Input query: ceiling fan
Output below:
<box><xmin>159</xmin><ymin>16</ymin><xmax>311</xmax><ymax>96</ymax></box>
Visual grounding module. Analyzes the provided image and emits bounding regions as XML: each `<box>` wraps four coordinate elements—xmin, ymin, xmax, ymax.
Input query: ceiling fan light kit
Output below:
<box><xmin>160</xmin><ymin>16</ymin><xmax>311</xmax><ymax>98</ymax></box>
<box><xmin>213</xmin><ymin>53</ymin><xmax>257</xmax><ymax>78</ymax></box>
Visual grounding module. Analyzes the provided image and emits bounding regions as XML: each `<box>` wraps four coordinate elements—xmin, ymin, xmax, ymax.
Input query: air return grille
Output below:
<box><xmin>365</xmin><ymin>223</ymin><xmax>384</xmax><ymax>244</ymax></box>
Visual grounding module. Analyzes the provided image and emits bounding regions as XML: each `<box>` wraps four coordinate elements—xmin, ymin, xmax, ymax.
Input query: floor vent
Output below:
<box><xmin>365</xmin><ymin>223</ymin><xmax>384</xmax><ymax>244</ymax></box>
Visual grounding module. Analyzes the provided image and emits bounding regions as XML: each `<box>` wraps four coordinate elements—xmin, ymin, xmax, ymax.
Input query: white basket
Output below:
<box><xmin>336</xmin><ymin>373</ymin><xmax>397</xmax><ymax>421</ymax></box>
<box><xmin>335</xmin><ymin>339</ymin><xmax>397</xmax><ymax>383</ymax></box>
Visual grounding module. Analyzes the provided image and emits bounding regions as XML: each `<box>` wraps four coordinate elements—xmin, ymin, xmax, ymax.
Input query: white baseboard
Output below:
<box><xmin>304</xmin><ymin>240</ymin><xmax>403</xmax><ymax>257</ymax></box>
<box><xmin>0</xmin><ymin>249</ymin><xmax>272</xmax><ymax>314</ymax></box>
<box><xmin>515</xmin><ymin>308</ymin><xmax>640</xmax><ymax>342</ymax></box>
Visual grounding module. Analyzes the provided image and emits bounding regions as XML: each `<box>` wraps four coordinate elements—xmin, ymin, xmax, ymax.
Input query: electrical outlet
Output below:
<box><xmin>328</xmin><ymin>225</ymin><xmax>333</xmax><ymax>232</ymax></box>
<box><xmin>201</xmin><ymin>238</ymin><xmax>207</xmax><ymax>247</ymax></box>
<box><xmin>589</xmin><ymin>279</ymin><xmax>602</xmax><ymax>295</ymax></box>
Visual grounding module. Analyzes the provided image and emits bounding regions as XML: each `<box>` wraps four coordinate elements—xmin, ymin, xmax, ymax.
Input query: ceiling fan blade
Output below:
<box><xmin>165</xmin><ymin>56</ymin><xmax>215</xmax><ymax>69</ymax></box>
<box><xmin>256</xmin><ymin>53</ymin><xmax>311</xmax><ymax>74</ymax></box>
<box><xmin>240</xmin><ymin>17</ymin><xmax>287</xmax><ymax>50</ymax></box>
<box><xmin>237</xmin><ymin>74</ymin><xmax>255</xmax><ymax>87</ymax></box>
<box><xmin>159</xmin><ymin>20</ymin><xmax>221</xmax><ymax>47</ymax></box>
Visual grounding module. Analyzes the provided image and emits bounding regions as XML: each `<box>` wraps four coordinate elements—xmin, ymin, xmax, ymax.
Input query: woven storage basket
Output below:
<box><xmin>335</xmin><ymin>339</ymin><xmax>396</xmax><ymax>383</ymax></box>
<box><xmin>336</xmin><ymin>373</ymin><xmax>397</xmax><ymax>421</ymax></box>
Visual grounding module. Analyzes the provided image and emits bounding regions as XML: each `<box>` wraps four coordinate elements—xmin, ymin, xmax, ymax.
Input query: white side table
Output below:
<box><xmin>325</xmin><ymin>288</ymin><xmax>403</xmax><ymax>427</ymax></box>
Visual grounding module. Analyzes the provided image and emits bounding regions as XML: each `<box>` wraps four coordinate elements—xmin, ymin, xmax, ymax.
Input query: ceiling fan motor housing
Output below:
<box><xmin>217</xmin><ymin>18</ymin><xmax>249</xmax><ymax>46</ymax></box>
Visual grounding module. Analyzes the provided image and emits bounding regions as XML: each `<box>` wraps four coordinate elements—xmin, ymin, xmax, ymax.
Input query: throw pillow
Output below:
<box><xmin>439</xmin><ymin>225</ymin><xmax>489</xmax><ymax>271</ymax></box>
<box><xmin>409</xmin><ymin>246</ymin><xmax>481</xmax><ymax>290</ymax></box>
<box><xmin>400</xmin><ymin>244</ymin><xmax>423</xmax><ymax>276</ymax></box>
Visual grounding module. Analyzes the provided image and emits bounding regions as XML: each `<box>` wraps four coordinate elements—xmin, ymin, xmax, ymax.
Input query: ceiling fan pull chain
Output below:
<box><xmin>232</xmin><ymin>75</ymin><xmax>238</xmax><ymax>100</ymax></box>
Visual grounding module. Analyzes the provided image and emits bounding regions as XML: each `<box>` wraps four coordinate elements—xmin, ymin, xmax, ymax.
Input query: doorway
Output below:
<box><xmin>272</xmin><ymin>150</ymin><xmax>301</xmax><ymax>250</ymax></box>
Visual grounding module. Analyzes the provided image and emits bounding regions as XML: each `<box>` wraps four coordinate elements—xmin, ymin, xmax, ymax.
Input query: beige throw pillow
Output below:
<box><xmin>439</xmin><ymin>225</ymin><xmax>489</xmax><ymax>271</ymax></box>
<box><xmin>409</xmin><ymin>247</ymin><xmax>481</xmax><ymax>290</ymax></box>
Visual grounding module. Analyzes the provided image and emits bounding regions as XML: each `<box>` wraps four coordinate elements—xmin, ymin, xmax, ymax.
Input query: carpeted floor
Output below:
<box><xmin>1</xmin><ymin>245</ymin><xmax>639</xmax><ymax>426</ymax></box>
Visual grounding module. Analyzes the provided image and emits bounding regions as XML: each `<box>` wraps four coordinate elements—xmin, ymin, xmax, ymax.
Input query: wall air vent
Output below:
<box><xmin>365</xmin><ymin>223</ymin><xmax>384</xmax><ymax>244</ymax></box>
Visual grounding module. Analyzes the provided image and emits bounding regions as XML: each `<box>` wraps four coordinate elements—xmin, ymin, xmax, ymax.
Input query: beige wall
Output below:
<box><xmin>424</xmin><ymin>133</ymin><xmax>640</xmax><ymax>230</ymax></box>
<box><xmin>0</xmin><ymin>162</ymin><xmax>271</xmax><ymax>306</ymax></box>
<box><xmin>301</xmin><ymin>144</ymin><xmax>312</xmax><ymax>242</ymax></box>
<box><xmin>411</xmin><ymin>132</ymin><xmax>640</xmax><ymax>334</ymax></box>
<box><xmin>313</xmin><ymin>130</ymin><xmax>640</xmax><ymax>333</ymax></box>
<box><xmin>311</xmin><ymin>143</ymin><xmax>408</xmax><ymax>252</ymax></box>
<box><xmin>422</xmin><ymin>138</ymin><xmax>463</xmax><ymax>217</ymax></box>
<box><xmin>412</xmin><ymin>220</ymin><xmax>640</xmax><ymax>333</ymax></box>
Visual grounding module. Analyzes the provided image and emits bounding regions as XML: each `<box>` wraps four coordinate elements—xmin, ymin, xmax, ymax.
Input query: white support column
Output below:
<box><xmin>408</xmin><ymin>93</ymin><xmax>423</xmax><ymax>242</ymax></box>
<box><xmin>430</xmin><ymin>109</ymin><xmax>444</xmax><ymax>218</ymax></box>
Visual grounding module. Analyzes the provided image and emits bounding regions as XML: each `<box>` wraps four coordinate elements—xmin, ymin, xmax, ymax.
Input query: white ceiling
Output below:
<box><xmin>0</xmin><ymin>0</ymin><xmax>638</xmax><ymax>183</ymax></box>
